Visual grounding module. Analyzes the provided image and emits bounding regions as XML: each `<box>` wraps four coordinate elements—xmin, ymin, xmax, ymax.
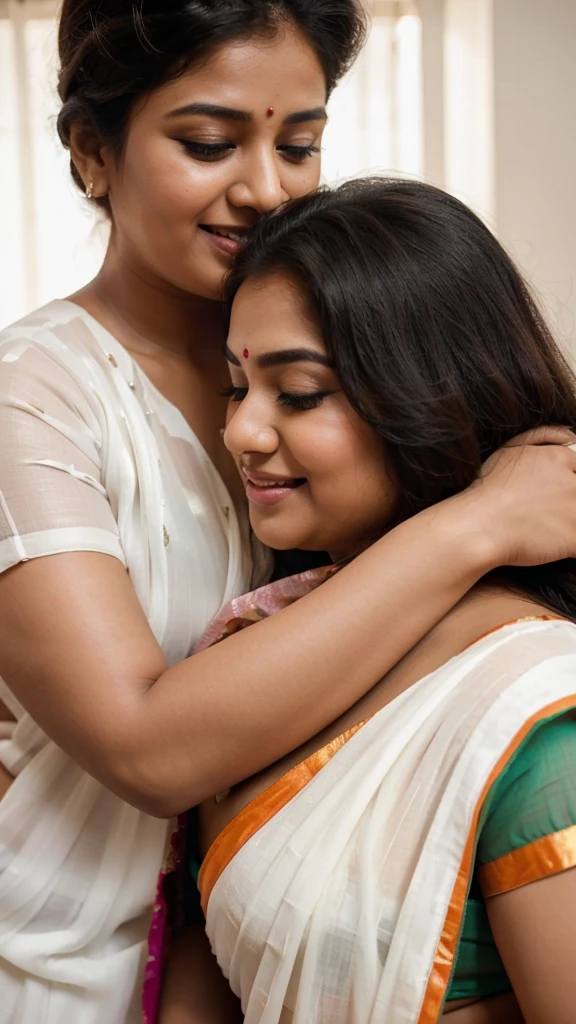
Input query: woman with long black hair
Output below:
<box><xmin>0</xmin><ymin>6</ymin><xmax>575</xmax><ymax>1021</ymax></box>
<box><xmin>164</xmin><ymin>177</ymin><xmax>576</xmax><ymax>1023</ymax></box>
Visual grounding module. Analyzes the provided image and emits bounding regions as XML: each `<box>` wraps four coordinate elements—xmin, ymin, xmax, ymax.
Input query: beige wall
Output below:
<box><xmin>431</xmin><ymin>0</ymin><xmax>576</xmax><ymax>352</ymax></box>
<box><xmin>493</xmin><ymin>0</ymin><xmax>576</xmax><ymax>352</ymax></box>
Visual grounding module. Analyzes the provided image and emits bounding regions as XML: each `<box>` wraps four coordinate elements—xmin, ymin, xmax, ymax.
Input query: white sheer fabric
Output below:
<box><xmin>0</xmin><ymin>300</ymin><xmax>253</xmax><ymax>1022</ymax></box>
<box><xmin>203</xmin><ymin>619</ymin><xmax>576</xmax><ymax>1023</ymax></box>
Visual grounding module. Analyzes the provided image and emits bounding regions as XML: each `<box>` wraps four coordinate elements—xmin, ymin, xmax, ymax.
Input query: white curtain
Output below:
<box><xmin>0</xmin><ymin>0</ymin><xmax>422</xmax><ymax>329</ymax></box>
<box><xmin>0</xmin><ymin>0</ymin><xmax>109</xmax><ymax>328</ymax></box>
<box><xmin>322</xmin><ymin>3</ymin><xmax>422</xmax><ymax>185</ymax></box>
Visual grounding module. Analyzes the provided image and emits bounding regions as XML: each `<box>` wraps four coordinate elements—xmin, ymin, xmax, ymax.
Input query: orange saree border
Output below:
<box><xmin>199</xmin><ymin>720</ymin><xmax>368</xmax><ymax>915</ymax></box>
<box><xmin>200</xmin><ymin>616</ymin><xmax>562</xmax><ymax>917</ymax></box>
<box><xmin>416</xmin><ymin>694</ymin><xmax>576</xmax><ymax>1024</ymax></box>
<box><xmin>478</xmin><ymin>824</ymin><xmax>576</xmax><ymax>898</ymax></box>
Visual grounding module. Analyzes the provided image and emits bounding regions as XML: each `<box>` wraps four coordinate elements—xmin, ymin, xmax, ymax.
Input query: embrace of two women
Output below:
<box><xmin>0</xmin><ymin>3</ymin><xmax>575</xmax><ymax>1023</ymax></box>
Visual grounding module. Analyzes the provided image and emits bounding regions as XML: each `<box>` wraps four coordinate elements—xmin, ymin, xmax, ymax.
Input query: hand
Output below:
<box><xmin>452</xmin><ymin>426</ymin><xmax>576</xmax><ymax>568</ymax></box>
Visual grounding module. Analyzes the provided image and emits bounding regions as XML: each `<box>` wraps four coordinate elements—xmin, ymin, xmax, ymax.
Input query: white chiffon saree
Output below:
<box><xmin>190</xmin><ymin>573</ymin><xmax>576</xmax><ymax>1024</ymax></box>
<box><xmin>0</xmin><ymin>301</ymin><xmax>254</xmax><ymax>1023</ymax></box>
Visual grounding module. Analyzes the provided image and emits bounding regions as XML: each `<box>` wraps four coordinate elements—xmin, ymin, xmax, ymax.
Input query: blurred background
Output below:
<box><xmin>1</xmin><ymin>0</ymin><xmax>575</xmax><ymax>349</ymax></box>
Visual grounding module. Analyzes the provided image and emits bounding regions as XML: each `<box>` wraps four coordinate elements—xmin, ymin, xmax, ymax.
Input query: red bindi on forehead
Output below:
<box><xmin>243</xmin><ymin>348</ymin><xmax>250</xmax><ymax>359</ymax></box>
<box><xmin>266</xmin><ymin>107</ymin><xmax>274</xmax><ymax>117</ymax></box>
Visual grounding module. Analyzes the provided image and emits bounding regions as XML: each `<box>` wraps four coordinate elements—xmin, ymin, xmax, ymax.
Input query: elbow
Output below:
<box><xmin>96</xmin><ymin>745</ymin><xmax>203</xmax><ymax>819</ymax></box>
<box><xmin>122</xmin><ymin>789</ymin><xmax>182</xmax><ymax>820</ymax></box>
<box><xmin>79</xmin><ymin>718</ymin><xmax>212</xmax><ymax>817</ymax></box>
<box><xmin>110</xmin><ymin>765</ymin><xmax>197</xmax><ymax>819</ymax></box>
<box><xmin>133</xmin><ymin>789</ymin><xmax>191</xmax><ymax>820</ymax></box>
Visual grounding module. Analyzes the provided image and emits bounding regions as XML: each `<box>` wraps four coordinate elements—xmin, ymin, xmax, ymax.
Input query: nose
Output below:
<box><xmin>224</xmin><ymin>394</ymin><xmax>279</xmax><ymax>457</ymax></box>
<box><xmin>227</xmin><ymin>143</ymin><xmax>287</xmax><ymax>214</ymax></box>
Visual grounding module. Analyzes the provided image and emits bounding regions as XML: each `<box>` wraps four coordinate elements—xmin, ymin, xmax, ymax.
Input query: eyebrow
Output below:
<box><xmin>283</xmin><ymin>107</ymin><xmax>328</xmax><ymax>125</ymax></box>
<box><xmin>165</xmin><ymin>103</ymin><xmax>252</xmax><ymax>123</ymax></box>
<box><xmin>164</xmin><ymin>103</ymin><xmax>327</xmax><ymax>126</ymax></box>
<box><xmin>224</xmin><ymin>344</ymin><xmax>333</xmax><ymax>369</ymax></box>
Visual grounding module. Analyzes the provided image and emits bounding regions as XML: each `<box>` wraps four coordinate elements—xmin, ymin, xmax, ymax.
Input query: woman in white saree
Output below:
<box><xmin>8</xmin><ymin>5</ymin><xmax>576</xmax><ymax>1021</ymax></box>
<box><xmin>160</xmin><ymin>179</ymin><xmax>576</xmax><ymax>1023</ymax></box>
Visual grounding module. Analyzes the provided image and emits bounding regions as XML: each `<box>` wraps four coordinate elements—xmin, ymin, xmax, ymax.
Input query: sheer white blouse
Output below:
<box><xmin>0</xmin><ymin>300</ymin><xmax>254</xmax><ymax>1023</ymax></box>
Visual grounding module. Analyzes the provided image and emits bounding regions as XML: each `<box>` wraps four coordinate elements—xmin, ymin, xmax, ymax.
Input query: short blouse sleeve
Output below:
<box><xmin>0</xmin><ymin>334</ymin><xmax>126</xmax><ymax>573</ymax></box>
<box><xmin>477</xmin><ymin>711</ymin><xmax>576</xmax><ymax>898</ymax></box>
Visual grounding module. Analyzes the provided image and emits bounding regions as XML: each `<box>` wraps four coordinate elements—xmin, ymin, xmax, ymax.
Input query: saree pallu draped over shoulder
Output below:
<box><xmin>144</xmin><ymin>569</ymin><xmax>576</xmax><ymax>1023</ymax></box>
<box><xmin>200</xmin><ymin>612</ymin><xmax>576</xmax><ymax>1023</ymax></box>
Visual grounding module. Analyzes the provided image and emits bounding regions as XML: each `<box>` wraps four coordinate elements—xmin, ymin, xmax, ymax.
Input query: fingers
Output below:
<box><xmin>480</xmin><ymin>433</ymin><xmax>576</xmax><ymax>479</ymax></box>
<box><xmin>503</xmin><ymin>426</ymin><xmax>576</xmax><ymax>447</ymax></box>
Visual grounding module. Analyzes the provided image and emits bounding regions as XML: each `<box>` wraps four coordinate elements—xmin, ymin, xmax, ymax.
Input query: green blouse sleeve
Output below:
<box><xmin>476</xmin><ymin>710</ymin><xmax>576</xmax><ymax>897</ymax></box>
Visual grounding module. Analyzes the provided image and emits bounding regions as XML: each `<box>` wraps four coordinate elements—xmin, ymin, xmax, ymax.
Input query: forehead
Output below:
<box><xmin>143</xmin><ymin>24</ymin><xmax>327</xmax><ymax>119</ymax></box>
<box><xmin>229</xmin><ymin>274</ymin><xmax>326</xmax><ymax>354</ymax></box>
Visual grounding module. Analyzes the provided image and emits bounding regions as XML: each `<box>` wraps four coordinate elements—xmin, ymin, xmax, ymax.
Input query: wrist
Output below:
<box><xmin>412</xmin><ymin>490</ymin><xmax>503</xmax><ymax>577</ymax></box>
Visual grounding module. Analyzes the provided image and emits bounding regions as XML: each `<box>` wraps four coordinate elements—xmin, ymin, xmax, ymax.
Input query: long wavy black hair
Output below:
<box><xmin>226</xmin><ymin>177</ymin><xmax>576</xmax><ymax>618</ymax></box>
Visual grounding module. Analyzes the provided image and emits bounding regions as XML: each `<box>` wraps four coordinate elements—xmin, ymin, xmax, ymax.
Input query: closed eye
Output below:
<box><xmin>179</xmin><ymin>140</ymin><xmax>235</xmax><ymax>161</ymax></box>
<box><xmin>277</xmin><ymin>391</ymin><xmax>332</xmax><ymax>411</ymax></box>
<box><xmin>277</xmin><ymin>144</ymin><xmax>320</xmax><ymax>163</ymax></box>
<box><xmin>222</xmin><ymin>386</ymin><xmax>334</xmax><ymax>410</ymax></box>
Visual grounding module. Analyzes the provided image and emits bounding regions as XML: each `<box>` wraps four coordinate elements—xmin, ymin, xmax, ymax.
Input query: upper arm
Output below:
<box><xmin>486</xmin><ymin>866</ymin><xmax>576</xmax><ymax>1024</ymax></box>
<box><xmin>478</xmin><ymin>714</ymin><xmax>576</xmax><ymax>1023</ymax></box>
<box><xmin>0</xmin><ymin>337</ymin><xmax>124</xmax><ymax>568</ymax></box>
<box><xmin>0</xmin><ymin>339</ymin><xmax>167</xmax><ymax>799</ymax></box>
<box><xmin>0</xmin><ymin>552</ymin><xmax>168</xmax><ymax>801</ymax></box>
<box><xmin>442</xmin><ymin>993</ymin><xmax>524</xmax><ymax>1022</ymax></box>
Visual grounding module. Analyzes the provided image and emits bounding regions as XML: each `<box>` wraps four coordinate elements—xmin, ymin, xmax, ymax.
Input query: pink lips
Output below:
<box><xmin>242</xmin><ymin>468</ymin><xmax>306</xmax><ymax>507</ymax></box>
<box><xmin>202</xmin><ymin>231</ymin><xmax>242</xmax><ymax>257</ymax></box>
<box><xmin>245</xmin><ymin>482</ymin><xmax>299</xmax><ymax>506</ymax></box>
<box><xmin>200</xmin><ymin>225</ymin><xmax>249</xmax><ymax>258</ymax></box>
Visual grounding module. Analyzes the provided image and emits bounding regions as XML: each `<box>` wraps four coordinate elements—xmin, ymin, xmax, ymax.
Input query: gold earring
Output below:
<box><xmin>85</xmin><ymin>180</ymin><xmax>94</xmax><ymax>200</ymax></box>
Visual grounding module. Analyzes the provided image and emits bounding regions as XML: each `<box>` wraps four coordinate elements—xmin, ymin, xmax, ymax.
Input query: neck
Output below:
<box><xmin>71</xmin><ymin>246</ymin><xmax>225</xmax><ymax>362</ymax></box>
<box><xmin>414</xmin><ymin>581</ymin><xmax>554</xmax><ymax>660</ymax></box>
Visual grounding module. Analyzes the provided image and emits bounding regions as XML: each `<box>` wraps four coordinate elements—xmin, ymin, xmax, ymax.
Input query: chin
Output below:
<box><xmin>250</xmin><ymin>522</ymin><xmax>319</xmax><ymax>553</ymax></box>
<box><xmin>252</xmin><ymin>528</ymin><xmax>334</xmax><ymax>554</ymax></box>
<box><xmin>174</xmin><ymin>258</ymin><xmax>226</xmax><ymax>302</ymax></box>
<box><xmin>253</xmin><ymin>533</ymin><xmax>307</xmax><ymax>552</ymax></box>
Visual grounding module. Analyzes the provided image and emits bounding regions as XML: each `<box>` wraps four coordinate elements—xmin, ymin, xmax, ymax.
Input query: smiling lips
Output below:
<box><xmin>200</xmin><ymin>224</ymin><xmax>250</xmax><ymax>256</ymax></box>
<box><xmin>242</xmin><ymin>468</ymin><xmax>307</xmax><ymax>506</ymax></box>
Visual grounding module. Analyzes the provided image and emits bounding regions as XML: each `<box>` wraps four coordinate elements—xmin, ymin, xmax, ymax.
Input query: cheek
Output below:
<box><xmin>281</xmin><ymin>162</ymin><xmax>322</xmax><ymax>200</ymax></box>
<box><xmin>289</xmin><ymin>408</ymin><xmax>371</xmax><ymax>477</ymax></box>
<box><xmin>285</xmin><ymin>419</ymin><xmax>343</xmax><ymax>475</ymax></box>
<box><xmin>118</xmin><ymin>137</ymin><xmax>218</xmax><ymax>225</ymax></box>
<box><xmin>305</xmin><ymin>417</ymin><xmax>395</xmax><ymax>515</ymax></box>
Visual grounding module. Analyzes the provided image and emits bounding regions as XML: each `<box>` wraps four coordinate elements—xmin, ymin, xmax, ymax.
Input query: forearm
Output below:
<box><xmin>3</xmin><ymin>434</ymin><xmax>576</xmax><ymax>815</ymax></box>
<box><xmin>0</xmin><ymin>495</ymin><xmax>497</xmax><ymax>816</ymax></box>
<box><xmin>158</xmin><ymin>925</ymin><xmax>243</xmax><ymax>1024</ymax></box>
<box><xmin>122</xmin><ymin>496</ymin><xmax>496</xmax><ymax>812</ymax></box>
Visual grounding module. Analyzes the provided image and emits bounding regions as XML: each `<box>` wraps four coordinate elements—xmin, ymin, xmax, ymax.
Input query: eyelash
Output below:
<box><xmin>223</xmin><ymin>386</ymin><xmax>329</xmax><ymax>411</ymax></box>
<box><xmin>179</xmin><ymin>141</ymin><xmax>233</xmax><ymax>160</ymax></box>
<box><xmin>277</xmin><ymin>144</ymin><xmax>320</xmax><ymax>163</ymax></box>
<box><xmin>179</xmin><ymin>140</ymin><xmax>320</xmax><ymax>163</ymax></box>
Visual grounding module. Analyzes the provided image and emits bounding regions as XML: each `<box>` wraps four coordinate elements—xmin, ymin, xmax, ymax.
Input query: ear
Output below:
<box><xmin>69</xmin><ymin>123</ymin><xmax>111</xmax><ymax>199</ymax></box>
